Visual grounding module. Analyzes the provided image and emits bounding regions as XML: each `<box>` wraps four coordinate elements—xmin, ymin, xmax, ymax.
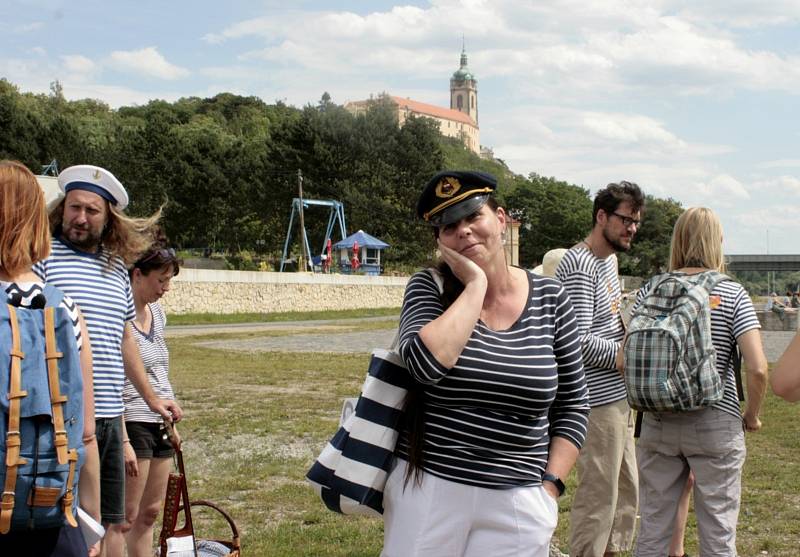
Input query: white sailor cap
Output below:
<box><xmin>57</xmin><ymin>165</ymin><xmax>129</xmax><ymax>210</ymax></box>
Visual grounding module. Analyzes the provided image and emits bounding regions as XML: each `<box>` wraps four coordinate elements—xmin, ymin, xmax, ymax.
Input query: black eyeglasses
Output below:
<box><xmin>138</xmin><ymin>247</ymin><xmax>176</xmax><ymax>265</ymax></box>
<box><xmin>610</xmin><ymin>212</ymin><xmax>641</xmax><ymax>228</ymax></box>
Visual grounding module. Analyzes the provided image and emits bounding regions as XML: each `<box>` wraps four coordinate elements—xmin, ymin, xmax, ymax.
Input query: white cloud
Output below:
<box><xmin>690</xmin><ymin>174</ymin><xmax>750</xmax><ymax>207</ymax></box>
<box><xmin>669</xmin><ymin>0</ymin><xmax>800</xmax><ymax>28</ymax></box>
<box><xmin>108</xmin><ymin>47</ymin><xmax>189</xmax><ymax>80</ymax></box>
<box><xmin>17</xmin><ymin>21</ymin><xmax>44</xmax><ymax>33</ymax></box>
<box><xmin>581</xmin><ymin>112</ymin><xmax>686</xmax><ymax>150</ymax></box>
<box><xmin>60</xmin><ymin>55</ymin><xmax>95</xmax><ymax>75</ymax></box>
<box><xmin>758</xmin><ymin>159</ymin><xmax>800</xmax><ymax>169</ymax></box>
<box><xmin>752</xmin><ymin>175</ymin><xmax>800</xmax><ymax>195</ymax></box>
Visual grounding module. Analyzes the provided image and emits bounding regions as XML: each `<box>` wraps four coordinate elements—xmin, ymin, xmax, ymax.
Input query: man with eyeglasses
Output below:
<box><xmin>34</xmin><ymin>165</ymin><xmax>182</xmax><ymax>557</ymax></box>
<box><xmin>555</xmin><ymin>181</ymin><xmax>645</xmax><ymax>557</ymax></box>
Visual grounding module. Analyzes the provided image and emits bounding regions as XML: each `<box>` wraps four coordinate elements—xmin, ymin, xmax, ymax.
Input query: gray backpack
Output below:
<box><xmin>623</xmin><ymin>271</ymin><xmax>729</xmax><ymax>412</ymax></box>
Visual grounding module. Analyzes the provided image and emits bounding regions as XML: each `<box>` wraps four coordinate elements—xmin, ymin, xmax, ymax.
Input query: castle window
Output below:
<box><xmin>471</xmin><ymin>95</ymin><xmax>474</xmax><ymax>109</ymax></box>
<box><xmin>457</xmin><ymin>94</ymin><xmax>463</xmax><ymax>109</ymax></box>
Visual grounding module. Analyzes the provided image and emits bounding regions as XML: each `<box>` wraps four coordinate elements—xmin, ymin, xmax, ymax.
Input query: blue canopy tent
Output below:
<box><xmin>333</xmin><ymin>230</ymin><xmax>389</xmax><ymax>275</ymax></box>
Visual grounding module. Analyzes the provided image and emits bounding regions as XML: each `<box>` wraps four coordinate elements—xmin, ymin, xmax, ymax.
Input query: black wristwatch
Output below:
<box><xmin>542</xmin><ymin>472</ymin><xmax>565</xmax><ymax>497</ymax></box>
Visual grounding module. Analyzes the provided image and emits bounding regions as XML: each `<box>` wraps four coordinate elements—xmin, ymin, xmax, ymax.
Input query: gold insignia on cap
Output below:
<box><xmin>93</xmin><ymin>169</ymin><xmax>101</xmax><ymax>180</ymax></box>
<box><xmin>435</xmin><ymin>177</ymin><xmax>461</xmax><ymax>198</ymax></box>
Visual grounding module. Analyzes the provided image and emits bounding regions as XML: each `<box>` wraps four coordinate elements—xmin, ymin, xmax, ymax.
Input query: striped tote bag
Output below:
<box><xmin>305</xmin><ymin>346</ymin><xmax>412</xmax><ymax>516</ymax></box>
<box><xmin>306</xmin><ymin>268</ymin><xmax>441</xmax><ymax>516</ymax></box>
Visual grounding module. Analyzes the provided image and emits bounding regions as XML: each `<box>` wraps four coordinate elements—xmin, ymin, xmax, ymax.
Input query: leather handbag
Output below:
<box><xmin>158</xmin><ymin>425</ymin><xmax>241</xmax><ymax>556</ymax></box>
<box><xmin>305</xmin><ymin>268</ymin><xmax>442</xmax><ymax>516</ymax></box>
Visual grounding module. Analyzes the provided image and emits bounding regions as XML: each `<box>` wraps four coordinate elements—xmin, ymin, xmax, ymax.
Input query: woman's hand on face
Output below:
<box><xmin>438</xmin><ymin>240</ymin><xmax>487</xmax><ymax>287</ymax></box>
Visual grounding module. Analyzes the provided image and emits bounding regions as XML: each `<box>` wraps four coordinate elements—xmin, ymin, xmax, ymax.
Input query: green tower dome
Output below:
<box><xmin>452</xmin><ymin>48</ymin><xmax>475</xmax><ymax>81</ymax></box>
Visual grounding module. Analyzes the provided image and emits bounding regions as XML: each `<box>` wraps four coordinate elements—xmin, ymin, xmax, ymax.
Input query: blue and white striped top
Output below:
<box><xmin>635</xmin><ymin>274</ymin><xmax>760</xmax><ymax>419</ymax></box>
<box><xmin>555</xmin><ymin>246</ymin><xmax>627</xmax><ymax>408</ymax></box>
<box><xmin>396</xmin><ymin>269</ymin><xmax>589</xmax><ymax>489</ymax></box>
<box><xmin>124</xmin><ymin>303</ymin><xmax>175</xmax><ymax>423</ymax></box>
<box><xmin>33</xmin><ymin>237</ymin><xmax>135</xmax><ymax>418</ymax></box>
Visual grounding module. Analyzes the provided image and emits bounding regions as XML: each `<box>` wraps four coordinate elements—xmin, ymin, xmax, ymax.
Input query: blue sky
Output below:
<box><xmin>2</xmin><ymin>0</ymin><xmax>799</xmax><ymax>254</ymax></box>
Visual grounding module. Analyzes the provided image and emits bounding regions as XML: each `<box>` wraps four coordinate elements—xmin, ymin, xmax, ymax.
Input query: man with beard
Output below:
<box><xmin>555</xmin><ymin>181</ymin><xmax>645</xmax><ymax>557</ymax></box>
<box><xmin>34</xmin><ymin>165</ymin><xmax>182</xmax><ymax>557</ymax></box>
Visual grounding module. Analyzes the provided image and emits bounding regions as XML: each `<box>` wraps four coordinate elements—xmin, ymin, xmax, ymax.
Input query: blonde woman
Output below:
<box><xmin>632</xmin><ymin>207</ymin><xmax>767</xmax><ymax>556</ymax></box>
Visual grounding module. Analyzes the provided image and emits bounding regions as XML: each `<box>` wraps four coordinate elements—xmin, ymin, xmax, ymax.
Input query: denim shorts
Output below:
<box><xmin>96</xmin><ymin>416</ymin><xmax>125</xmax><ymax>524</ymax></box>
<box><xmin>126</xmin><ymin>421</ymin><xmax>174</xmax><ymax>459</ymax></box>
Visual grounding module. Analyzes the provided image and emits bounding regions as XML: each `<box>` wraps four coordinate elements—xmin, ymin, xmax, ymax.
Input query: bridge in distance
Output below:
<box><xmin>726</xmin><ymin>254</ymin><xmax>800</xmax><ymax>272</ymax></box>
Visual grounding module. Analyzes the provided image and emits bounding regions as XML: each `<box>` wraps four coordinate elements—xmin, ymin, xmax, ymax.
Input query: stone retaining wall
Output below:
<box><xmin>160</xmin><ymin>268</ymin><xmax>409</xmax><ymax>314</ymax></box>
<box><xmin>757</xmin><ymin>309</ymin><xmax>799</xmax><ymax>331</ymax></box>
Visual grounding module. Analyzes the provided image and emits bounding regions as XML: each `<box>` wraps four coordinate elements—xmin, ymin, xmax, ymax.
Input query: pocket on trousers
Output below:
<box><xmin>693</xmin><ymin>412</ymin><xmax>742</xmax><ymax>457</ymax></box>
<box><xmin>636</xmin><ymin>414</ymin><xmax>663</xmax><ymax>451</ymax></box>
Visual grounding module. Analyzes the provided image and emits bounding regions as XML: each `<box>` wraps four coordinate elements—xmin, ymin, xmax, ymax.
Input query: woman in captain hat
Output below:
<box><xmin>382</xmin><ymin>170</ymin><xmax>590</xmax><ymax>557</ymax></box>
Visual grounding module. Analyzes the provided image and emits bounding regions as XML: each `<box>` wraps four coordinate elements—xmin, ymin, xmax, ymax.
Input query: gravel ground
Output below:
<box><xmin>188</xmin><ymin>320</ymin><xmax>795</xmax><ymax>363</ymax></box>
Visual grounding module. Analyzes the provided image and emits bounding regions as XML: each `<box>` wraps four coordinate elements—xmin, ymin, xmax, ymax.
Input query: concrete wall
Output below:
<box><xmin>757</xmin><ymin>309</ymin><xmax>799</xmax><ymax>331</ymax></box>
<box><xmin>160</xmin><ymin>268</ymin><xmax>409</xmax><ymax>314</ymax></box>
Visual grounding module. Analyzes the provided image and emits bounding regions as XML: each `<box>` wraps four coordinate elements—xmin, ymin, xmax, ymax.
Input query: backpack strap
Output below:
<box><xmin>0</xmin><ymin>305</ymin><xmax>28</xmax><ymax>534</ymax></box>
<box><xmin>732</xmin><ymin>345</ymin><xmax>744</xmax><ymax>402</ymax></box>
<box><xmin>44</xmin><ymin>306</ymin><xmax>70</xmax><ymax>465</ymax></box>
<box><xmin>61</xmin><ymin>449</ymin><xmax>79</xmax><ymax>528</ymax></box>
<box><xmin>694</xmin><ymin>270</ymin><xmax>730</xmax><ymax>293</ymax></box>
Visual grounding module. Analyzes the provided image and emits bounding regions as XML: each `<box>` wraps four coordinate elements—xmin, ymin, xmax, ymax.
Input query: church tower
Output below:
<box><xmin>450</xmin><ymin>43</ymin><xmax>478</xmax><ymax>124</ymax></box>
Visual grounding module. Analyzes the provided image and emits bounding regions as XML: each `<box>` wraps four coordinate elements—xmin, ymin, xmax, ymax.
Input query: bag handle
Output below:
<box><xmin>185</xmin><ymin>500</ymin><xmax>241</xmax><ymax>552</ymax></box>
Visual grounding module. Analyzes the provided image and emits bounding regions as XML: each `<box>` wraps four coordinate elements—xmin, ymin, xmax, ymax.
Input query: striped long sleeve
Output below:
<box><xmin>395</xmin><ymin>269</ymin><xmax>589</xmax><ymax>489</ymax></box>
<box><xmin>555</xmin><ymin>247</ymin><xmax>627</xmax><ymax>407</ymax></box>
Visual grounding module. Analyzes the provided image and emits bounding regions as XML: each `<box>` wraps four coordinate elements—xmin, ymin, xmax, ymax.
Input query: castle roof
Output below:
<box><xmin>389</xmin><ymin>95</ymin><xmax>476</xmax><ymax>126</ymax></box>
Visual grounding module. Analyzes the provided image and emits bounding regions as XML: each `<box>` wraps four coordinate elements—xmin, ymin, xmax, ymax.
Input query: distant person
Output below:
<box><xmin>34</xmin><ymin>165</ymin><xmax>183</xmax><ymax>557</ymax></box>
<box><xmin>555</xmin><ymin>181</ymin><xmax>644</xmax><ymax>557</ymax></box>
<box><xmin>382</xmin><ymin>171</ymin><xmax>589</xmax><ymax>556</ymax></box>
<box><xmin>121</xmin><ymin>233</ymin><xmax>182</xmax><ymax>557</ymax></box>
<box><xmin>631</xmin><ymin>207</ymin><xmax>768</xmax><ymax>556</ymax></box>
<box><xmin>784</xmin><ymin>291</ymin><xmax>792</xmax><ymax>306</ymax></box>
<box><xmin>771</xmin><ymin>330</ymin><xmax>800</xmax><ymax>402</ymax></box>
<box><xmin>771</xmin><ymin>292</ymin><xmax>786</xmax><ymax>319</ymax></box>
<box><xmin>792</xmin><ymin>292</ymin><xmax>800</xmax><ymax>309</ymax></box>
<box><xmin>0</xmin><ymin>160</ymin><xmax>100</xmax><ymax>556</ymax></box>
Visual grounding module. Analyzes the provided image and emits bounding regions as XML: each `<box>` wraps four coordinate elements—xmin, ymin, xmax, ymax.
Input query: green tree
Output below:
<box><xmin>504</xmin><ymin>173</ymin><xmax>592</xmax><ymax>267</ymax></box>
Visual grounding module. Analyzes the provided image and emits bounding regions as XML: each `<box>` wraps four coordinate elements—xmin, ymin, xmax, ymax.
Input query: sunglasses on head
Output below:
<box><xmin>138</xmin><ymin>247</ymin><xmax>176</xmax><ymax>265</ymax></box>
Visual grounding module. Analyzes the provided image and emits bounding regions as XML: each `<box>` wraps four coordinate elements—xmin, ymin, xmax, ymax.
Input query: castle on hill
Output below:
<box><xmin>345</xmin><ymin>47</ymin><xmax>483</xmax><ymax>155</ymax></box>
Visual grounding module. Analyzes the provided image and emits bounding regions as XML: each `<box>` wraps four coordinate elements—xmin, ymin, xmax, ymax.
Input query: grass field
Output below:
<box><xmin>166</xmin><ymin>307</ymin><xmax>400</xmax><ymax>326</ymax></box>
<box><xmin>168</xmin><ymin>326</ymin><xmax>799</xmax><ymax>557</ymax></box>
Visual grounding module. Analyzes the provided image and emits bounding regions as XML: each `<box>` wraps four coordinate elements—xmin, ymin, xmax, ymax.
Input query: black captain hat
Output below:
<box><xmin>416</xmin><ymin>170</ymin><xmax>497</xmax><ymax>226</ymax></box>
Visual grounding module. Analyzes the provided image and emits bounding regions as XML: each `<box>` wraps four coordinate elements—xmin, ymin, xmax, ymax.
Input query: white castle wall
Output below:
<box><xmin>160</xmin><ymin>268</ymin><xmax>408</xmax><ymax>314</ymax></box>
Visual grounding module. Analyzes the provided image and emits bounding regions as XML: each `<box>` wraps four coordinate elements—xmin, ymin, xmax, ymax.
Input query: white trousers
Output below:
<box><xmin>381</xmin><ymin>459</ymin><xmax>558</xmax><ymax>557</ymax></box>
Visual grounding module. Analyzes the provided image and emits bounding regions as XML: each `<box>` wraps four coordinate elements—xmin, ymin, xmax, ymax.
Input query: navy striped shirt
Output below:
<box><xmin>33</xmin><ymin>237</ymin><xmax>135</xmax><ymax>418</ymax></box>
<box><xmin>396</xmin><ymin>270</ymin><xmax>589</xmax><ymax>489</ymax></box>
<box><xmin>555</xmin><ymin>247</ymin><xmax>627</xmax><ymax>407</ymax></box>
<box><xmin>124</xmin><ymin>303</ymin><xmax>175</xmax><ymax>423</ymax></box>
<box><xmin>635</xmin><ymin>274</ymin><xmax>760</xmax><ymax>419</ymax></box>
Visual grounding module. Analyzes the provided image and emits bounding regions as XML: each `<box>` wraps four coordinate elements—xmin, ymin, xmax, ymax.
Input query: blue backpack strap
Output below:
<box><xmin>42</xmin><ymin>283</ymin><xmax>65</xmax><ymax>309</ymax></box>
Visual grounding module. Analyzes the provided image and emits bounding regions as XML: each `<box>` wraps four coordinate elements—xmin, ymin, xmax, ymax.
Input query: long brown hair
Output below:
<box><xmin>0</xmin><ymin>160</ymin><xmax>50</xmax><ymax>277</ymax></box>
<box><xmin>50</xmin><ymin>199</ymin><xmax>163</xmax><ymax>266</ymax></box>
